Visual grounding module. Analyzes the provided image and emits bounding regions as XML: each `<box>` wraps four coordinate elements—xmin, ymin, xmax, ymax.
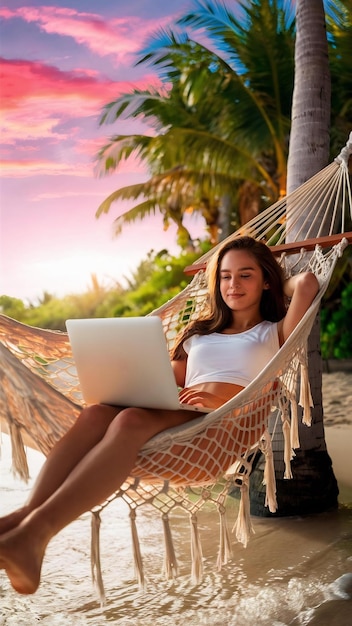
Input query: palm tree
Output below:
<box><xmin>96</xmin><ymin>0</ymin><xmax>296</xmax><ymax>247</ymax></box>
<box><xmin>286</xmin><ymin>0</ymin><xmax>339</xmax><ymax>513</ymax></box>
<box><xmin>250</xmin><ymin>0</ymin><xmax>341</xmax><ymax>517</ymax></box>
<box><xmin>95</xmin><ymin>50</ymin><xmax>241</xmax><ymax>248</ymax></box>
<box><xmin>287</xmin><ymin>1</ymin><xmax>331</xmax><ymax>193</ymax></box>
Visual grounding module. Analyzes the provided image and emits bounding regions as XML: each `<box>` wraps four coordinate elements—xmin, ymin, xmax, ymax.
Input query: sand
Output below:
<box><xmin>323</xmin><ymin>370</ymin><xmax>352</xmax><ymax>488</ymax></box>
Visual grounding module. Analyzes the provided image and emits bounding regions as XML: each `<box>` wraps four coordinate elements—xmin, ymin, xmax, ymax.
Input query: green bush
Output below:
<box><xmin>321</xmin><ymin>281</ymin><xmax>352</xmax><ymax>359</ymax></box>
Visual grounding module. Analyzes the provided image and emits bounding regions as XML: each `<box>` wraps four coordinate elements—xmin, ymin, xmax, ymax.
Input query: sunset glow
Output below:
<box><xmin>0</xmin><ymin>0</ymin><xmax>203</xmax><ymax>302</ymax></box>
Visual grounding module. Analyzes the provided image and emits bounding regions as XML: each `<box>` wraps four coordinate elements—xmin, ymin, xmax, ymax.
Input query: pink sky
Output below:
<box><xmin>0</xmin><ymin>1</ymin><xmax>205</xmax><ymax>302</ymax></box>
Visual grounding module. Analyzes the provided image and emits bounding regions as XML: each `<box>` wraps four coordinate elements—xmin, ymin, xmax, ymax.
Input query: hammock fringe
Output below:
<box><xmin>232</xmin><ymin>481</ymin><xmax>254</xmax><ymax>548</ymax></box>
<box><xmin>8</xmin><ymin>421</ymin><xmax>30</xmax><ymax>483</ymax></box>
<box><xmin>282</xmin><ymin>419</ymin><xmax>294</xmax><ymax>480</ymax></box>
<box><xmin>190</xmin><ymin>513</ymin><xmax>203</xmax><ymax>584</ymax></box>
<box><xmin>216</xmin><ymin>503</ymin><xmax>232</xmax><ymax>570</ymax></box>
<box><xmin>130</xmin><ymin>508</ymin><xmax>145</xmax><ymax>589</ymax></box>
<box><xmin>299</xmin><ymin>362</ymin><xmax>314</xmax><ymax>426</ymax></box>
<box><xmin>91</xmin><ymin>510</ymin><xmax>106</xmax><ymax>606</ymax></box>
<box><xmin>290</xmin><ymin>398</ymin><xmax>300</xmax><ymax>450</ymax></box>
<box><xmin>162</xmin><ymin>513</ymin><xmax>178</xmax><ymax>579</ymax></box>
<box><xmin>260</xmin><ymin>429</ymin><xmax>277</xmax><ymax>513</ymax></box>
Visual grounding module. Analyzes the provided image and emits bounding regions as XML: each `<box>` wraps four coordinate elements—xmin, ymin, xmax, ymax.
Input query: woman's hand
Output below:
<box><xmin>178</xmin><ymin>387</ymin><xmax>223</xmax><ymax>410</ymax></box>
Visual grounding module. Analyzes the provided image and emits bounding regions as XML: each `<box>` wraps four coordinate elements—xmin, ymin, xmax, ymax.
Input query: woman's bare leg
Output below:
<box><xmin>0</xmin><ymin>405</ymin><xmax>196</xmax><ymax>594</ymax></box>
<box><xmin>0</xmin><ymin>404</ymin><xmax>120</xmax><ymax>534</ymax></box>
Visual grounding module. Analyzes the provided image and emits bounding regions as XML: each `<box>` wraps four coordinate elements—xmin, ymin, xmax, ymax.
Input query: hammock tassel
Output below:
<box><xmin>130</xmin><ymin>508</ymin><xmax>145</xmax><ymax>588</ymax></box>
<box><xmin>282</xmin><ymin>419</ymin><xmax>294</xmax><ymax>479</ymax></box>
<box><xmin>161</xmin><ymin>513</ymin><xmax>178</xmax><ymax>580</ymax></box>
<box><xmin>216</xmin><ymin>503</ymin><xmax>232</xmax><ymax>570</ymax></box>
<box><xmin>233</xmin><ymin>480</ymin><xmax>254</xmax><ymax>548</ymax></box>
<box><xmin>299</xmin><ymin>362</ymin><xmax>313</xmax><ymax>426</ymax></box>
<box><xmin>90</xmin><ymin>510</ymin><xmax>106</xmax><ymax>606</ymax></box>
<box><xmin>9</xmin><ymin>421</ymin><xmax>30</xmax><ymax>482</ymax></box>
<box><xmin>260</xmin><ymin>430</ymin><xmax>277</xmax><ymax>513</ymax></box>
<box><xmin>290</xmin><ymin>398</ymin><xmax>300</xmax><ymax>450</ymax></box>
<box><xmin>190</xmin><ymin>512</ymin><xmax>203</xmax><ymax>584</ymax></box>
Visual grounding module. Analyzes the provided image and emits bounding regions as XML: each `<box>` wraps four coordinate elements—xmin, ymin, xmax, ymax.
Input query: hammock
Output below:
<box><xmin>1</xmin><ymin>133</ymin><xmax>352</xmax><ymax>601</ymax></box>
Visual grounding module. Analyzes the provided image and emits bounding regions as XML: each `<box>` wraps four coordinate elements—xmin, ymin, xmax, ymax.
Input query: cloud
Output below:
<box><xmin>0</xmin><ymin>158</ymin><xmax>90</xmax><ymax>178</ymax></box>
<box><xmin>0</xmin><ymin>5</ymin><xmax>178</xmax><ymax>62</ymax></box>
<box><xmin>0</xmin><ymin>57</ymin><xmax>158</xmax><ymax>148</ymax></box>
<box><xmin>32</xmin><ymin>190</ymin><xmax>104</xmax><ymax>200</ymax></box>
<box><xmin>0</xmin><ymin>6</ymin><xmax>167</xmax><ymax>179</ymax></box>
<box><xmin>1</xmin><ymin>57</ymin><xmax>135</xmax><ymax>114</ymax></box>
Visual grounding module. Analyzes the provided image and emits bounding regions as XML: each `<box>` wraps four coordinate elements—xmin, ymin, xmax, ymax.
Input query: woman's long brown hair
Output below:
<box><xmin>171</xmin><ymin>236</ymin><xmax>286</xmax><ymax>360</ymax></box>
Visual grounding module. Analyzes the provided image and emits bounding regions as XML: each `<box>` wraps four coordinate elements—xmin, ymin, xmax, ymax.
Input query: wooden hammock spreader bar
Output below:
<box><xmin>184</xmin><ymin>232</ymin><xmax>352</xmax><ymax>275</ymax></box>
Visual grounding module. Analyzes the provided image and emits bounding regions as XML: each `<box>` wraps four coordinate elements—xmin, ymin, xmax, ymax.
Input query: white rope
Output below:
<box><xmin>335</xmin><ymin>131</ymin><xmax>352</xmax><ymax>167</ymax></box>
<box><xmin>181</xmin><ymin>136</ymin><xmax>351</xmax><ymax>273</ymax></box>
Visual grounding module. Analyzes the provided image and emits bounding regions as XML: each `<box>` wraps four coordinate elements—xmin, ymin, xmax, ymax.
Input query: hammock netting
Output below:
<box><xmin>1</xmin><ymin>133</ymin><xmax>352</xmax><ymax>600</ymax></box>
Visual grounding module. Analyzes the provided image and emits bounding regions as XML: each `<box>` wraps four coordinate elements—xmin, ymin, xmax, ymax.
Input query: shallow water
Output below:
<box><xmin>1</xmin><ymin>436</ymin><xmax>352</xmax><ymax>626</ymax></box>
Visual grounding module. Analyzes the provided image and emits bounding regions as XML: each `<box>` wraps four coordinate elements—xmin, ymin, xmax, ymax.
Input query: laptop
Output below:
<box><xmin>65</xmin><ymin>316</ymin><xmax>212</xmax><ymax>413</ymax></box>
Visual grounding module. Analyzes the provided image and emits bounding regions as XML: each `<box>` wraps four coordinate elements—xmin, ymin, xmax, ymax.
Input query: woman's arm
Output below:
<box><xmin>278</xmin><ymin>272</ymin><xmax>319</xmax><ymax>345</ymax></box>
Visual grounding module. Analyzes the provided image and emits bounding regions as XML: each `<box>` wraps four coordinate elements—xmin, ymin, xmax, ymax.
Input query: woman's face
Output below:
<box><xmin>219</xmin><ymin>249</ymin><xmax>268</xmax><ymax>313</ymax></box>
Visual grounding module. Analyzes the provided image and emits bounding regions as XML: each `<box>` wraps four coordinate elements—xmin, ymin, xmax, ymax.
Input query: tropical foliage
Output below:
<box><xmin>95</xmin><ymin>0</ymin><xmax>352</xmax><ymax>247</ymax></box>
<box><xmin>320</xmin><ymin>248</ymin><xmax>352</xmax><ymax>359</ymax></box>
<box><xmin>321</xmin><ymin>283</ymin><xmax>352</xmax><ymax>359</ymax></box>
<box><xmin>96</xmin><ymin>0</ymin><xmax>296</xmax><ymax>245</ymax></box>
<box><xmin>325</xmin><ymin>0</ymin><xmax>352</xmax><ymax>156</ymax></box>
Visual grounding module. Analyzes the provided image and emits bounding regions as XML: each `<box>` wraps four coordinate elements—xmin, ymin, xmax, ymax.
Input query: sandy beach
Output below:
<box><xmin>323</xmin><ymin>371</ymin><xmax>352</xmax><ymax>488</ymax></box>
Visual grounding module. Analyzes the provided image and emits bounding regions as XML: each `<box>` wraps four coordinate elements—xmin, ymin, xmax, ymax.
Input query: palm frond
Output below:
<box><xmin>94</xmin><ymin>135</ymin><xmax>152</xmax><ymax>177</ymax></box>
<box><xmin>160</xmin><ymin>127</ymin><xmax>279</xmax><ymax>198</ymax></box>
<box><xmin>94</xmin><ymin>0</ymin><xmax>306</xmax><ymax>246</ymax></box>
<box><xmin>112</xmin><ymin>200</ymin><xmax>160</xmax><ymax>236</ymax></box>
<box><xmin>100</xmin><ymin>88</ymin><xmax>169</xmax><ymax>125</ymax></box>
<box><xmin>178</xmin><ymin>0</ymin><xmax>294</xmax><ymax>146</ymax></box>
<box><xmin>137</xmin><ymin>27</ymin><xmax>190</xmax><ymax>69</ymax></box>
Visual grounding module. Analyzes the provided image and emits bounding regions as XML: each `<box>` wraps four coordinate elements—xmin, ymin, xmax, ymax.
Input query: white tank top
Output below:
<box><xmin>183</xmin><ymin>321</ymin><xmax>279</xmax><ymax>388</ymax></box>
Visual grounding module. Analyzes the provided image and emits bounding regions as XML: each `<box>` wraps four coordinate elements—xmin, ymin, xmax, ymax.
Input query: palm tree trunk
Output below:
<box><xmin>250</xmin><ymin>0</ymin><xmax>338</xmax><ymax>516</ymax></box>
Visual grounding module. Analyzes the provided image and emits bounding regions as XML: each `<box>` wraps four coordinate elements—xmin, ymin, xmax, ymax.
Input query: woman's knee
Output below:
<box><xmin>111</xmin><ymin>407</ymin><xmax>145</xmax><ymax>431</ymax></box>
<box><xmin>75</xmin><ymin>404</ymin><xmax>118</xmax><ymax>436</ymax></box>
<box><xmin>109</xmin><ymin>407</ymin><xmax>159</xmax><ymax>443</ymax></box>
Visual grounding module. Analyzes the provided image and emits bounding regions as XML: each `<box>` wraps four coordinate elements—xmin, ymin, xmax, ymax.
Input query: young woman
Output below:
<box><xmin>0</xmin><ymin>236</ymin><xmax>319</xmax><ymax>595</ymax></box>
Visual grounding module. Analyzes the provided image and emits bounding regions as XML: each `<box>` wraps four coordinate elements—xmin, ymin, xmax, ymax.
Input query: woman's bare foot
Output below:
<box><xmin>0</xmin><ymin>522</ymin><xmax>46</xmax><ymax>594</ymax></box>
<box><xmin>0</xmin><ymin>506</ymin><xmax>30</xmax><ymax>535</ymax></box>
